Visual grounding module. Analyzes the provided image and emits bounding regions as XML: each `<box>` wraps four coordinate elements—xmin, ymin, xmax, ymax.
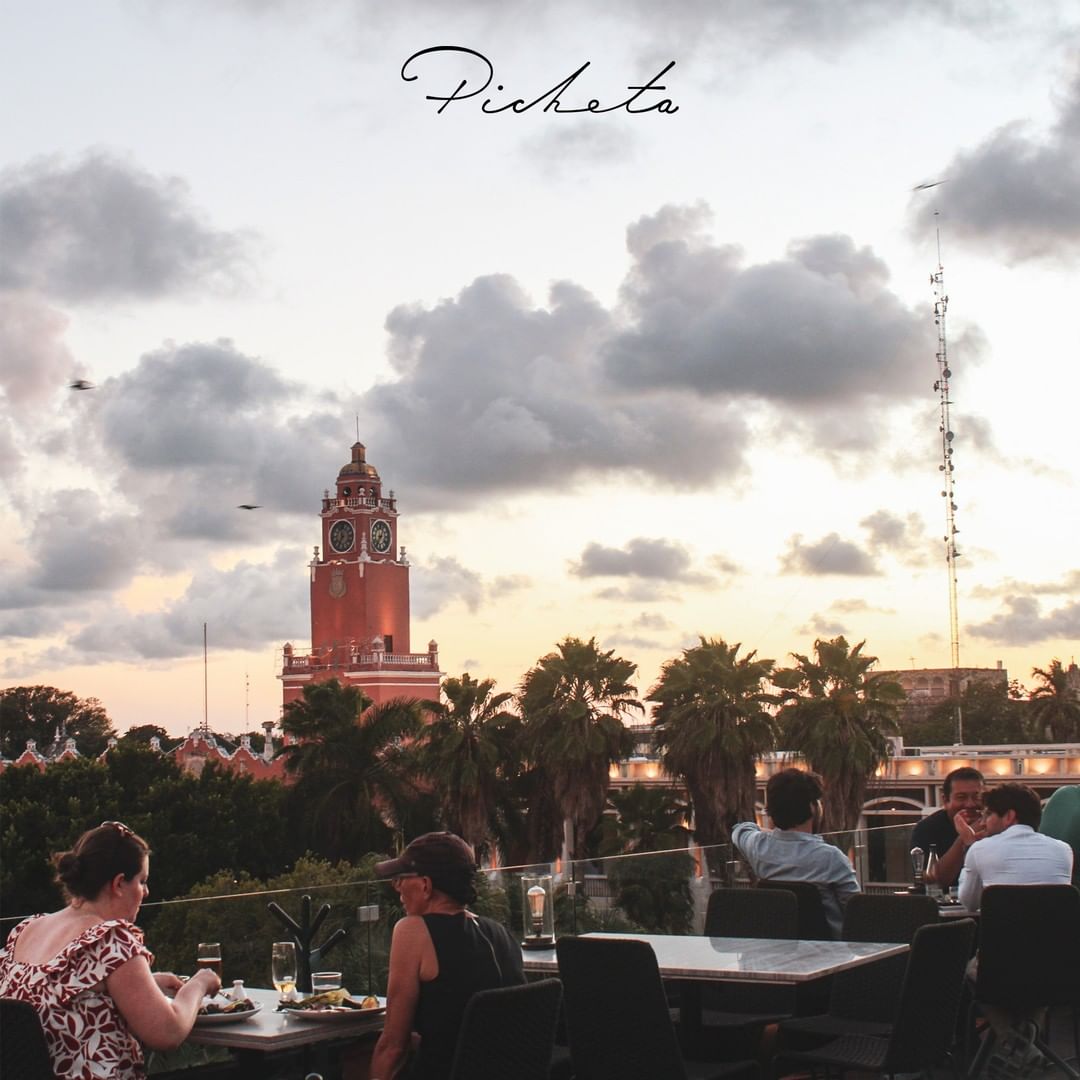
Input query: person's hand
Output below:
<box><xmin>153</xmin><ymin>971</ymin><xmax>185</xmax><ymax>996</ymax></box>
<box><xmin>192</xmin><ymin>967</ymin><xmax>222</xmax><ymax>998</ymax></box>
<box><xmin>956</xmin><ymin>811</ymin><xmax>986</xmax><ymax>847</ymax></box>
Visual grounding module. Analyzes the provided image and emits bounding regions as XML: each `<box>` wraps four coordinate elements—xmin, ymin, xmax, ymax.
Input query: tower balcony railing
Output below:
<box><xmin>281</xmin><ymin>648</ymin><xmax>439</xmax><ymax>674</ymax></box>
<box><xmin>321</xmin><ymin>496</ymin><xmax>396</xmax><ymax>513</ymax></box>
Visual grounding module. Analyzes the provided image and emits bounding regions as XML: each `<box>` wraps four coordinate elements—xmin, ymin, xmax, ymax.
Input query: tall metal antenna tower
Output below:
<box><xmin>931</xmin><ymin>225</ymin><xmax>963</xmax><ymax>742</ymax></box>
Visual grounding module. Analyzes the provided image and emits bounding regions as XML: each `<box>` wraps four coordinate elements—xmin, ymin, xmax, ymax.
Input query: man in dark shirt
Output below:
<box><xmin>911</xmin><ymin>766</ymin><xmax>985</xmax><ymax>890</ymax></box>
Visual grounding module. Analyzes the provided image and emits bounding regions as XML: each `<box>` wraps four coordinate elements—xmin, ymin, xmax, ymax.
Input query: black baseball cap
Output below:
<box><xmin>375</xmin><ymin>832</ymin><xmax>476</xmax><ymax>883</ymax></box>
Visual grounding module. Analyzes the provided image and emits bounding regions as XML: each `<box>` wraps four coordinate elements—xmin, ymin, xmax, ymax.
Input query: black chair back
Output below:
<box><xmin>0</xmin><ymin>998</ymin><xmax>55</xmax><ymax>1080</ymax></box>
<box><xmin>829</xmin><ymin>892</ymin><xmax>941</xmax><ymax>1022</ymax></box>
<box><xmin>705</xmin><ymin>886</ymin><xmax>798</xmax><ymax>939</ymax></box>
<box><xmin>447</xmin><ymin>978</ymin><xmax>563</xmax><ymax>1080</ymax></box>
<box><xmin>885</xmin><ymin>917</ymin><xmax>978</xmax><ymax>1071</ymax></box>
<box><xmin>755</xmin><ymin>880</ymin><xmax>831</xmax><ymax>940</ymax></box>
<box><xmin>556</xmin><ymin>936</ymin><xmax>688</xmax><ymax>1080</ymax></box>
<box><xmin>976</xmin><ymin>884</ymin><xmax>1080</xmax><ymax>1010</ymax></box>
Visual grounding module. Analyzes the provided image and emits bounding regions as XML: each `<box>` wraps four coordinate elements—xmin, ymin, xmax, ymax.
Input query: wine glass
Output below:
<box><xmin>271</xmin><ymin>941</ymin><xmax>297</xmax><ymax>999</ymax></box>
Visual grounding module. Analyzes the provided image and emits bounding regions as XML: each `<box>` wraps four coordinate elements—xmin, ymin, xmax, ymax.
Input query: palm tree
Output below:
<box><xmin>773</xmin><ymin>636</ymin><xmax>903</xmax><ymax>835</ymax></box>
<box><xmin>415</xmin><ymin>673</ymin><xmax>516</xmax><ymax>856</ymax></box>
<box><xmin>1028</xmin><ymin>660</ymin><xmax>1080</xmax><ymax>742</ymax></box>
<box><xmin>648</xmin><ymin>637</ymin><xmax>777</xmax><ymax>873</ymax></box>
<box><xmin>278</xmin><ymin>678</ymin><xmax>425</xmax><ymax>861</ymax></box>
<box><xmin>519</xmin><ymin>636</ymin><xmax>643</xmax><ymax>863</ymax></box>
<box><xmin>601</xmin><ymin>784</ymin><xmax>690</xmax><ymax>856</ymax></box>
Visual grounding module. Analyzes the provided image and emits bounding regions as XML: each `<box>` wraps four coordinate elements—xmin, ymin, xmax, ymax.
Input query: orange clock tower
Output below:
<box><xmin>280</xmin><ymin>441</ymin><xmax>441</xmax><ymax>708</ymax></box>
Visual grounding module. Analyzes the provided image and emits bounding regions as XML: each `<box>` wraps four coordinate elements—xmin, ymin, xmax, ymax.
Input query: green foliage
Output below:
<box><xmin>520</xmin><ymin>637</ymin><xmax>642</xmax><ymax>861</ymax></box>
<box><xmin>0</xmin><ymin>685</ymin><xmax>116</xmax><ymax>758</ymax></box>
<box><xmin>415</xmin><ymin>673</ymin><xmax>517</xmax><ymax>855</ymax></box>
<box><xmin>774</xmin><ymin>636</ymin><xmax>902</xmax><ymax>835</ymax></box>
<box><xmin>279</xmin><ymin>679</ymin><xmax>426</xmax><ymax>861</ymax></box>
<box><xmin>649</xmin><ymin>637</ymin><xmax>776</xmax><ymax>873</ymax></box>
<box><xmin>119</xmin><ymin>724</ymin><xmax>170</xmax><ymax>747</ymax></box>
<box><xmin>605</xmin><ymin>850</ymin><xmax>695</xmax><ymax>934</ymax></box>
<box><xmin>146</xmin><ymin>855</ymin><xmax>392</xmax><ymax>995</ymax></box>
<box><xmin>0</xmin><ymin>750</ymin><xmax>302</xmax><ymax>924</ymax></box>
<box><xmin>1028</xmin><ymin>660</ymin><xmax>1080</xmax><ymax>742</ymax></box>
<box><xmin>599</xmin><ymin>784</ymin><xmax>689</xmax><ymax>856</ymax></box>
<box><xmin>910</xmin><ymin>679</ymin><xmax>1028</xmax><ymax>745</ymax></box>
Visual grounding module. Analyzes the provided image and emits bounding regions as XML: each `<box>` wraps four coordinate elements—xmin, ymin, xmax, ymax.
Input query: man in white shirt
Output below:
<box><xmin>957</xmin><ymin>782</ymin><xmax>1073</xmax><ymax>911</ymax></box>
<box><xmin>958</xmin><ymin>782</ymin><xmax>1074</xmax><ymax>1079</ymax></box>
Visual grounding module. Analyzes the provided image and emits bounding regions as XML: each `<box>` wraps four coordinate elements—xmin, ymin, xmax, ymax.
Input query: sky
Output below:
<box><xmin>2</xmin><ymin>0</ymin><xmax>1079</xmax><ymax>737</ymax></box>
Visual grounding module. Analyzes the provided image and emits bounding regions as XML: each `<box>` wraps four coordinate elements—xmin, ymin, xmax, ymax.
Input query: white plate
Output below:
<box><xmin>286</xmin><ymin>998</ymin><xmax>386</xmax><ymax>1023</ymax></box>
<box><xmin>194</xmin><ymin>1002</ymin><xmax>263</xmax><ymax>1025</ymax></box>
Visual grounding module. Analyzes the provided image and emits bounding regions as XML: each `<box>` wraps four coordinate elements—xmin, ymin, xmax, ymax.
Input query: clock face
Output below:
<box><xmin>370</xmin><ymin>519</ymin><xmax>392</xmax><ymax>554</ymax></box>
<box><xmin>329</xmin><ymin>519</ymin><xmax>355</xmax><ymax>553</ymax></box>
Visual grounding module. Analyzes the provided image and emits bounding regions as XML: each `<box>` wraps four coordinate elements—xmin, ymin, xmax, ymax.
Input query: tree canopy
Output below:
<box><xmin>0</xmin><ymin>685</ymin><xmax>116</xmax><ymax>758</ymax></box>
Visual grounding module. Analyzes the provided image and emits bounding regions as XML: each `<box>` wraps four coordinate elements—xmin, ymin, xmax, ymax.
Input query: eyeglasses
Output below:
<box><xmin>392</xmin><ymin>872</ymin><xmax>422</xmax><ymax>885</ymax></box>
<box><xmin>101</xmin><ymin>821</ymin><xmax>134</xmax><ymax>838</ymax></box>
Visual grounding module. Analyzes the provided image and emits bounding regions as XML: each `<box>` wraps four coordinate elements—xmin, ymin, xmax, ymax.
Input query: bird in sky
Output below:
<box><xmin>69</xmin><ymin>379</ymin><xmax>95</xmax><ymax>390</ymax></box>
<box><xmin>237</xmin><ymin>504</ymin><xmax>261</xmax><ymax>510</ymax></box>
<box><xmin>912</xmin><ymin>179</ymin><xmax>947</xmax><ymax>191</ymax></box>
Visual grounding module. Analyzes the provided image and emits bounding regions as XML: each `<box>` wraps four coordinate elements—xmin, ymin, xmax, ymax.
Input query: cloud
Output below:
<box><xmin>829</xmin><ymin>597</ymin><xmax>896</xmax><ymax>616</ymax></box>
<box><xmin>606</xmin><ymin>209</ymin><xmax>933</xmax><ymax>405</ymax></box>
<box><xmin>571</xmin><ymin>537</ymin><xmax>708</xmax><ymax>582</ymax></box>
<box><xmin>70</xmin><ymin>340</ymin><xmax>348</xmax><ymax>541</ymax></box>
<box><xmin>520</xmin><ymin>123</ymin><xmax>638</xmax><ymax>177</ymax></box>
<box><xmin>780</xmin><ymin>532</ymin><xmax>879</xmax><ymax>576</ymax></box>
<box><xmin>595</xmin><ymin>582</ymin><xmax>677</xmax><ymax>603</ymax></box>
<box><xmin>798</xmin><ymin>614</ymin><xmax>850</xmax><ymax>636</ymax></box>
<box><xmin>708</xmin><ymin>553</ymin><xmax>742</xmax><ymax>576</ymax></box>
<box><xmin>631</xmin><ymin>612</ymin><xmax>674</xmax><ymax>631</ymax></box>
<box><xmin>910</xmin><ymin>66</ymin><xmax>1080</xmax><ymax>262</ymax></box>
<box><xmin>972</xmin><ymin>570</ymin><xmax>1080</xmax><ymax>599</ymax></box>
<box><xmin>361</xmin><ymin>272</ymin><xmax>749</xmax><ymax>507</ymax></box>
<box><xmin>0</xmin><ymin>151</ymin><xmax>253</xmax><ymax>301</ymax></box>
<box><xmin>859</xmin><ymin>509</ymin><xmax>934</xmax><ymax>567</ymax></box>
<box><xmin>65</xmin><ymin>549</ymin><xmax>308</xmax><ymax>661</ymax></box>
<box><xmin>0</xmin><ymin>292</ymin><xmax>76</xmax><ymax>406</ymax></box>
<box><xmin>410</xmin><ymin>556</ymin><xmax>530</xmax><ymax>619</ymax></box>
<box><xmin>358</xmin><ymin>205</ymin><xmax>943</xmax><ymax>508</ymax></box>
<box><xmin>968</xmin><ymin>594</ymin><xmax>1080</xmax><ymax>646</ymax></box>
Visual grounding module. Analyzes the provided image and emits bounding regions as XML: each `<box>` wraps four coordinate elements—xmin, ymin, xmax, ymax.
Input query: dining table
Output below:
<box><xmin>521</xmin><ymin>931</ymin><xmax>910</xmax><ymax>1051</ymax></box>
<box><xmin>184</xmin><ymin>987</ymin><xmax>386</xmax><ymax>1079</ymax></box>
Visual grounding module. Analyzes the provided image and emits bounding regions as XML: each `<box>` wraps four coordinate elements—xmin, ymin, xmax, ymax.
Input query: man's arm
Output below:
<box><xmin>956</xmin><ymin>843</ymin><xmax>983</xmax><ymax>911</ymax></box>
<box><xmin>931</xmin><ymin>813</ymin><xmax>985</xmax><ymax>889</ymax></box>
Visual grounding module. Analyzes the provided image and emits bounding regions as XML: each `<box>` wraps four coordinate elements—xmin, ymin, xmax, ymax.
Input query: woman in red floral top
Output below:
<box><xmin>0</xmin><ymin>822</ymin><xmax>221</xmax><ymax>1079</ymax></box>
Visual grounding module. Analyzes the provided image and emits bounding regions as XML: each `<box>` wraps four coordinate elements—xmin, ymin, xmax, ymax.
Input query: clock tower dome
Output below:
<box><xmin>280</xmin><ymin>441</ymin><xmax>441</xmax><ymax>708</ymax></box>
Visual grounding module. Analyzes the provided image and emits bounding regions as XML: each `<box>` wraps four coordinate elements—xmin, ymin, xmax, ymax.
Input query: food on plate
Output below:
<box><xmin>361</xmin><ymin>995</ymin><xmax>381</xmax><ymax>1010</ymax></box>
<box><xmin>278</xmin><ymin>989</ymin><xmax>353</xmax><ymax>1011</ymax></box>
<box><xmin>199</xmin><ymin>998</ymin><xmax>255</xmax><ymax>1015</ymax></box>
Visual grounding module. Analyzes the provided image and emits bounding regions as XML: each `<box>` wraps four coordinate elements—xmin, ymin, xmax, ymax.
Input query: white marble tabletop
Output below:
<box><xmin>521</xmin><ymin>932</ymin><xmax>909</xmax><ymax>984</ymax></box>
<box><xmin>186</xmin><ymin>987</ymin><xmax>386</xmax><ymax>1052</ymax></box>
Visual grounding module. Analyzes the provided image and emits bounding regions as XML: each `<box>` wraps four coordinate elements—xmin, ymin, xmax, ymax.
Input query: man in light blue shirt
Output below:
<box><xmin>732</xmin><ymin>767</ymin><xmax>860</xmax><ymax>939</ymax></box>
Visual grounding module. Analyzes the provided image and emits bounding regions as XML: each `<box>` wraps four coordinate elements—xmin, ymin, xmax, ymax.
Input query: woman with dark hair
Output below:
<box><xmin>0</xmin><ymin>821</ymin><xmax>221</xmax><ymax>1079</ymax></box>
<box><xmin>367</xmin><ymin>832</ymin><xmax>524</xmax><ymax>1080</ymax></box>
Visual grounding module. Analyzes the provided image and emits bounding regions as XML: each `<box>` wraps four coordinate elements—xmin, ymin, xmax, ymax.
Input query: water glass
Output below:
<box><xmin>271</xmin><ymin>941</ymin><xmax>298</xmax><ymax>998</ymax></box>
<box><xmin>311</xmin><ymin>971</ymin><xmax>342</xmax><ymax>993</ymax></box>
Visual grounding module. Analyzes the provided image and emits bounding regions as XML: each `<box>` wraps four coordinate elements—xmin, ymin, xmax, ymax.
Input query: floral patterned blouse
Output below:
<box><xmin>0</xmin><ymin>915</ymin><xmax>152</xmax><ymax>1080</ymax></box>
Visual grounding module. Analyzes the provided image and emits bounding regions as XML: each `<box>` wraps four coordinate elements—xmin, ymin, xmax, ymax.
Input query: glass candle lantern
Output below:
<box><xmin>520</xmin><ymin>874</ymin><xmax>555</xmax><ymax>948</ymax></box>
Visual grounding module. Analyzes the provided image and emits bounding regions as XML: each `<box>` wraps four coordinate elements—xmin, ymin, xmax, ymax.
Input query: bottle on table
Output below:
<box><xmin>910</xmin><ymin>846</ymin><xmax>926</xmax><ymax>895</ymax></box>
<box><xmin>925</xmin><ymin>844</ymin><xmax>942</xmax><ymax>899</ymax></box>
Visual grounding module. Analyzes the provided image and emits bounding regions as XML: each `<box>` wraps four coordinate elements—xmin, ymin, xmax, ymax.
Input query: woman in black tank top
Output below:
<box><xmin>368</xmin><ymin>833</ymin><xmax>524</xmax><ymax>1080</ymax></box>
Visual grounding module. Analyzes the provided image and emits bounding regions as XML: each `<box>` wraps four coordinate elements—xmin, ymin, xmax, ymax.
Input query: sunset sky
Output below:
<box><xmin>2</xmin><ymin>1</ymin><xmax>1078</xmax><ymax>737</ymax></box>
